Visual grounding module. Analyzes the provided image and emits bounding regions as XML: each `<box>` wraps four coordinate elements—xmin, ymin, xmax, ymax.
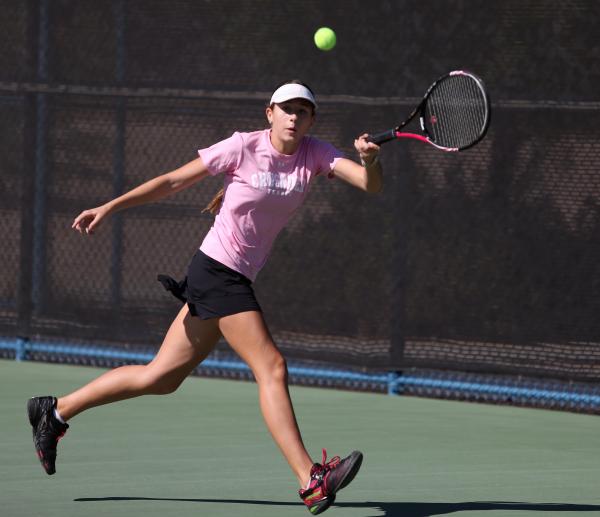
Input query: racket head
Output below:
<box><xmin>418</xmin><ymin>70</ymin><xmax>491</xmax><ymax>151</ymax></box>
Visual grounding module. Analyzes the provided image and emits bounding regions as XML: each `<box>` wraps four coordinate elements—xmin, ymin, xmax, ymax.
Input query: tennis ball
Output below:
<box><xmin>314</xmin><ymin>27</ymin><xmax>336</xmax><ymax>51</ymax></box>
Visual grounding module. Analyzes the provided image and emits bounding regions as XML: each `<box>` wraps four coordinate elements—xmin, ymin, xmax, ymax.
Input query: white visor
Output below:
<box><xmin>270</xmin><ymin>84</ymin><xmax>317</xmax><ymax>109</ymax></box>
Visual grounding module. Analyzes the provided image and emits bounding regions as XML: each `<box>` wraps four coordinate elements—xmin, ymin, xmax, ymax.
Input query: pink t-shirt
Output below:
<box><xmin>198</xmin><ymin>129</ymin><xmax>343</xmax><ymax>281</ymax></box>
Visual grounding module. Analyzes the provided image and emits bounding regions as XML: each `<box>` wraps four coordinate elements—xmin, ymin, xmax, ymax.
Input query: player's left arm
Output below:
<box><xmin>332</xmin><ymin>134</ymin><xmax>382</xmax><ymax>193</ymax></box>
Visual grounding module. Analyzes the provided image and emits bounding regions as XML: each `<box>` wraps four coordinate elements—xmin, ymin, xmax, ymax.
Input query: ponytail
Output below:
<box><xmin>203</xmin><ymin>188</ymin><xmax>224</xmax><ymax>216</ymax></box>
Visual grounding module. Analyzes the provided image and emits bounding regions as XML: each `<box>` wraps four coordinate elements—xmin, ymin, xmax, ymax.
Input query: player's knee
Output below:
<box><xmin>153</xmin><ymin>379</ymin><xmax>181</xmax><ymax>395</ymax></box>
<box><xmin>273</xmin><ymin>354</ymin><xmax>288</xmax><ymax>382</ymax></box>
<box><xmin>258</xmin><ymin>351</ymin><xmax>288</xmax><ymax>386</ymax></box>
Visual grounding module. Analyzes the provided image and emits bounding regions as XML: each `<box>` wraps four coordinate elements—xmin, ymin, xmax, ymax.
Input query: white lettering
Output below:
<box><xmin>249</xmin><ymin>171</ymin><xmax>304</xmax><ymax>195</ymax></box>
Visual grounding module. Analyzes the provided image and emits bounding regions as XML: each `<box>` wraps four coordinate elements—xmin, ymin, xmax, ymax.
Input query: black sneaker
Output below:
<box><xmin>299</xmin><ymin>449</ymin><xmax>363</xmax><ymax>515</ymax></box>
<box><xmin>27</xmin><ymin>396</ymin><xmax>69</xmax><ymax>475</ymax></box>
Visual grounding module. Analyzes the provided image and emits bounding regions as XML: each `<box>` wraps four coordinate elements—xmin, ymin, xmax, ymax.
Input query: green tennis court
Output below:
<box><xmin>1</xmin><ymin>359</ymin><xmax>599</xmax><ymax>517</ymax></box>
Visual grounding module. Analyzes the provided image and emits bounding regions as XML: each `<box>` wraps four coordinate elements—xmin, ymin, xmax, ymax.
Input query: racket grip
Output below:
<box><xmin>368</xmin><ymin>129</ymin><xmax>397</xmax><ymax>145</ymax></box>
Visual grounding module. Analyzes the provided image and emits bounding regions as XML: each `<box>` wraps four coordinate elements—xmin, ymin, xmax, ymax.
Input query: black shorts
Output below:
<box><xmin>158</xmin><ymin>250</ymin><xmax>262</xmax><ymax>320</ymax></box>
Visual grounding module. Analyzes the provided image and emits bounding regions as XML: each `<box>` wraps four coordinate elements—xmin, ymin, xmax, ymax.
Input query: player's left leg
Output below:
<box><xmin>218</xmin><ymin>310</ymin><xmax>362</xmax><ymax>515</ymax></box>
<box><xmin>218</xmin><ymin>310</ymin><xmax>313</xmax><ymax>485</ymax></box>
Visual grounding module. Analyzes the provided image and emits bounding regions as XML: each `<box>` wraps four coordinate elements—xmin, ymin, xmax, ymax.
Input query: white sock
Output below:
<box><xmin>53</xmin><ymin>408</ymin><xmax>66</xmax><ymax>424</ymax></box>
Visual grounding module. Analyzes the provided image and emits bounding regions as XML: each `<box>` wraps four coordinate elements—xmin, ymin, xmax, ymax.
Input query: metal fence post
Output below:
<box><xmin>31</xmin><ymin>0</ymin><xmax>50</xmax><ymax>317</ymax></box>
<box><xmin>110</xmin><ymin>0</ymin><xmax>127</xmax><ymax>312</ymax></box>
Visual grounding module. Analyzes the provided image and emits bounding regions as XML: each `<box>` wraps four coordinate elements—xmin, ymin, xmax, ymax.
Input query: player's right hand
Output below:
<box><xmin>72</xmin><ymin>205</ymin><xmax>110</xmax><ymax>235</ymax></box>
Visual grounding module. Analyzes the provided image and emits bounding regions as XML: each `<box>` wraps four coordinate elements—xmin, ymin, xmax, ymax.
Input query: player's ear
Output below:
<box><xmin>266</xmin><ymin>105</ymin><xmax>274</xmax><ymax>125</ymax></box>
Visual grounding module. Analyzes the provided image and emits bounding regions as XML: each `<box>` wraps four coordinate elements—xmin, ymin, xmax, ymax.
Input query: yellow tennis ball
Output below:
<box><xmin>314</xmin><ymin>27</ymin><xmax>336</xmax><ymax>51</ymax></box>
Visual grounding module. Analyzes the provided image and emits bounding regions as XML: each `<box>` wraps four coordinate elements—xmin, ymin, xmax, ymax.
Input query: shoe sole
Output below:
<box><xmin>309</xmin><ymin>494</ymin><xmax>335</xmax><ymax>515</ymax></box>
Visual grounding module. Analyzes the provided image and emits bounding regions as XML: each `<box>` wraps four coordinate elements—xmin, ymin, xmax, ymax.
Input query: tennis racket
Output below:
<box><xmin>369</xmin><ymin>70</ymin><xmax>491</xmax><ymax>151</ymax></box>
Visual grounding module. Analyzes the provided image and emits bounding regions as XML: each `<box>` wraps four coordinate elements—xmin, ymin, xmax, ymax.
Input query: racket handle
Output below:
<box><xmin>368</xmin><ymin>129</ymin><xmax>397</xmax><ymax>145</ymax></box>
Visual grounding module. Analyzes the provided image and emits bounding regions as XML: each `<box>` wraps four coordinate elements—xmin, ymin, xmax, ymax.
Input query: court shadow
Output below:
<box><xmin>345</xmin><ymin>501</ymin><xmax>600</xmax><ymax>516</ymax></box>
<box><xmin>74</xmin><ymin>497</ymin><xmax>600</xmax><ymax>516</ymax></box>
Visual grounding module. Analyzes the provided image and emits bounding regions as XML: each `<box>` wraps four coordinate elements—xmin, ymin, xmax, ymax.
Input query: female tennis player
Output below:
<box><xmin>27</xmin><ymin>80</ymin><xmax>382</xmax><ymax>515</ymax></box>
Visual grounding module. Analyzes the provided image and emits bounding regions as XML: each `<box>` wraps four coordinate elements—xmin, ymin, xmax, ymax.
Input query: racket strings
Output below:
<box><xmin>424</xmin><ymin>75</ymin><xmax>488</xmax><ymax>149</ymax></box>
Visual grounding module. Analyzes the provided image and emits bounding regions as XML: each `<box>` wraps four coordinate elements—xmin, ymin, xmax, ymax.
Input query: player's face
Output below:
<box><xmin>267</xmin><ymin>99</ymin><xmax>315</xmax><ymax>152</ymax></box>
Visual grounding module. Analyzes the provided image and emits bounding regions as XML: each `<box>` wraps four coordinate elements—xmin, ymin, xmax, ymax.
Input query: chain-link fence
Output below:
<box><xmin>2</xmin><ymin>1</ymin><xmax>600</xmax><ymax>397</ymax></box>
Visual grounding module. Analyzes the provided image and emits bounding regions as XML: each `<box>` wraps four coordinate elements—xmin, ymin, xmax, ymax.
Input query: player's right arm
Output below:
<box><xmin>72</xmin><ymin>156</ymin><xmax>210</xmax><ymax>234</ymax></box>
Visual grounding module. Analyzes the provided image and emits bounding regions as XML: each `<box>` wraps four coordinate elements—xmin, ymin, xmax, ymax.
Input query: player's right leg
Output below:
<box><xmin>27</xmin><ymin>304</ymin><xmax>221</xmax><ymax>474</ymax></box>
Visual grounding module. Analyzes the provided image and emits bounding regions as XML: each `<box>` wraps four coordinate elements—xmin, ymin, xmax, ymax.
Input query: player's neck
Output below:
<box><xmin>269</xmin><ymin>131</ymin><xmax>301</xmax><ymax>156</ymax></box>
